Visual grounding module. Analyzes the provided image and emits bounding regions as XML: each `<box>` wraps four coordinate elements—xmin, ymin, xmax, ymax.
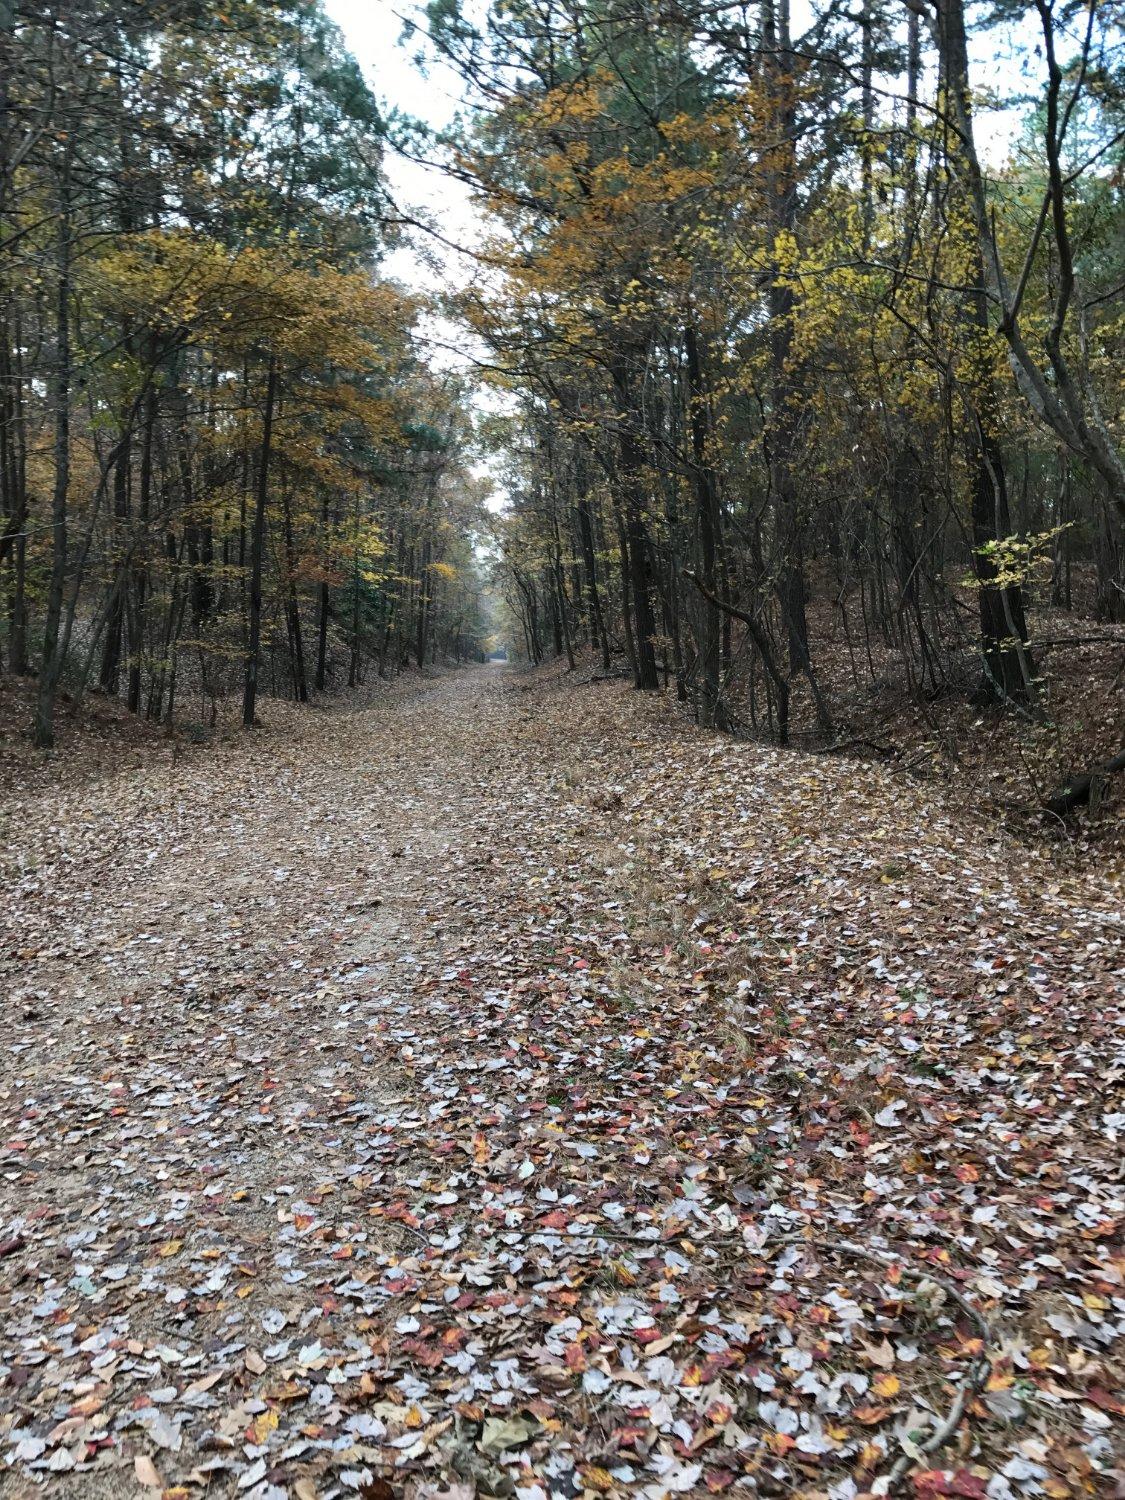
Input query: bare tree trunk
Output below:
<box><xmin>935</xmin><ymin>0</ymin><xmax>1125</xmax><ymax>531</ymax></box>
<box><xmin>281</xmin><ymin>484</ymin><xmax>307</xmax><ymax>702</ymax></box>
<box><xmin>99</xmin><ymin>443</ymin><xmax>129</xmax><ymax>694</ymax></box>
<box><xmin>684</xmin><ymin>324</ymin><xmax>726</xmax><ymax>729</ymax></box>
<box><xmin>242</xmin><ymin>355</ymin><xmax>277</xmax><ymax>728</ymax></box>
<box><xmin>127</xmin><ymin>383</ymin><xmax>155</xmax><ymax>714</ymax></box>
<box><xmin>34</xmin><ymin>155</ymin><xmax>72</xmax><ymax>748</ymax></box>
<box><xmin>761</xmin><ymin>0</ymin><xmax>830</xmax><ymax>734</ymax></box>
<box><xmin>315</xmin><ymin>490</ymin><xmax>330</xmax><ymax>691</ymax></box>
<box><xmin>612</xmin><ymin>361</ymin><xmax>659</xmax><ymax>691</ymax></box>
<box><xmin>0</xmin><ymin>303</ymin><xmax>28</xmax><ymax>674</ymax></box>
<box><xmin>577</xmin><ymin>491</ymin><xmax>610</xmax><ymax>670</ymax></box>
<box><xmin>934</xmin><ymin>0</ymin><xmax>1035</xmax><ymax>705</ymax></box>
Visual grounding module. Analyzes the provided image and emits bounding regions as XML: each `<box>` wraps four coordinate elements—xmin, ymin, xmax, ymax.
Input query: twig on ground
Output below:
<box><xmin>400</xmin><ymin>1213</ymin><xmax>993</xmax><ymax>1491</ymax></box>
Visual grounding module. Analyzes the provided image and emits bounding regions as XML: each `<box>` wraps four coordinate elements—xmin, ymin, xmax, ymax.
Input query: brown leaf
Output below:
<box><xmin>133</xmin><ymin>1453</ymin><xmax>163</xmax><ymax>1489</ymax></box>
<box><xmin>359</xmin><ymin>1482</ymin><xmax>396</xmax><ymax>1500</ymax></box>
<box><xmin>861</xmin><ymin>1338</ymin><xmax>896</xmax><ymax>1370</ymax></box>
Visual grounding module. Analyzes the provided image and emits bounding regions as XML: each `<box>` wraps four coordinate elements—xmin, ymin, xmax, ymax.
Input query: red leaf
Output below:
<box><xmin>912</xmin><ymin>1470</ymin><xmax>989</xmax><ymax>1498</ymax></box>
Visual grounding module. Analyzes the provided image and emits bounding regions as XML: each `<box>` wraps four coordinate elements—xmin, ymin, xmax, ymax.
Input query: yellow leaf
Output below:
<box><xmin>250</xmin><ymin>1409</ymin><xmax>279</xmax><ymax>1444</ymax></box>
<box><xmin>581</xmin><ymin>1467</ymin><xmax>616</xmax><ymax>1492</ymax></box>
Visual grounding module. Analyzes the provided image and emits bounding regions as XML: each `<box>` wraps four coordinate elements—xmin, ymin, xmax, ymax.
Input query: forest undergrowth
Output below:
<box><xmin>713</xmin><ymin>588</ymin><xmax>1125</xmax><ymax>868</ymax></box>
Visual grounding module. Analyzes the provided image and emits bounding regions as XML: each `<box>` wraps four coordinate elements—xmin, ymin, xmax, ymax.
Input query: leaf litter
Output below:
<box><xmin>1</xmin><ymin>667</ymin><xmax>1122</xmax><ymax>1498</ymax></box>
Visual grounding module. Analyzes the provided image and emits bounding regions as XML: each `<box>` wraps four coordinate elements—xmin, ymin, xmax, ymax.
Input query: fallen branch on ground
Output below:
<box><xmin>1043</xmin><ymin>746</ymin><xmax>1125</xmax><ymax>816</ymax></box>
<box><xmin>394</xmin><ymin>1211</ymin><xmax>992</xmax><ymax>1494</ymax></box>
<box><xmin>819</xmin><ymin>734</ymin><xmax>899</xmax><ymax>758</ymax></box>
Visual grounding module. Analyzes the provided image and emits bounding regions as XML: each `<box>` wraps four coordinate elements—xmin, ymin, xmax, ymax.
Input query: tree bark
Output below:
<box><xmin>612</xmin><ymin>361</ymin><xmax>659</xmax><ymax>690</ymax></box>
<box><xmin>242</xmin><ymin>356</ymin><xmax>277</xmax><ymax>728</ymax></box>
<box><xmin>934</xmin><ymin>0</ymin><xmax>1035</xmax><ymax>705</ymax></box>
<box><xmin>576</xmin><ymin>490</ymin><xmax>610</xmax><ymax>670</ymax></box>
<box><xmin>127</xmin><ymin>383</ymin><xmax>156</xmax><ymax>715</ymax></box>
<box><xmin>281</xmin><ymin>484</ymin><xmax>307</xmax><ymax>702</ymax></box>
<box><xmin>684</xmin><ymin>324</ymin><xmax>725</xmax><ymax>729</ymax></box>
<box><xmin>34</xmin><ymin>154</ymin><xmax>72</xmax><ymax>748</ymax></box>
<box><xmin>314</xmin><ymin>488</ymin><xmax>331</xmax><ymax>690</ymax></box>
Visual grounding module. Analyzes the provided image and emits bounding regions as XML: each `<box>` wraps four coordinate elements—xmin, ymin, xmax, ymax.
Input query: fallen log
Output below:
<box><xmin>1043</xmin><ymin>746</ymin><xmax>1125</xmax><ymax>817</ymax></box>
<box><xmin>819</xmin><ymin>733</ymin><xmax>898</xmax><ymax>758</ymax></box>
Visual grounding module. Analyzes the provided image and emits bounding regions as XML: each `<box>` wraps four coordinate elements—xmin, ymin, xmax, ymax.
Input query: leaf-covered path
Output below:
<box><xmin>2</xmin><ymin>669</ymin><xmax>1122</xmax><ymax>1499</ymax></box>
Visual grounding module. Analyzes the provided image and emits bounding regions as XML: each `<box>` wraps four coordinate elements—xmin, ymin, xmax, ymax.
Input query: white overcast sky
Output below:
<box><xmin>323</xmin><ymin>0</ymin><xmax>478</xmax><ymax>298</ymax></box>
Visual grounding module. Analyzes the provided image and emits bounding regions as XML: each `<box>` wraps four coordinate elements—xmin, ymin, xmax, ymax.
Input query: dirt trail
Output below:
<box><xmin>1</xmin><ymin>668</ymin><xmax>1122</xmax><ymax>1499</ymax></box>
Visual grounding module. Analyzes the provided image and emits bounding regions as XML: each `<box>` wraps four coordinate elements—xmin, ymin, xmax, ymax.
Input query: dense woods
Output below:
<box><xmin>4</xmin><ymin>0</ymin><xmax>1122</xmax><ymax>807</ymax></box>
<box><xmin>0</xmin><ymin>0</ymin><xmax>487</xmax><ymax>748</ymax></box>
<box><xmin>419</xmin><ymin>0</ymin><xmax>1123</xmax><ymax>780</ymax></box>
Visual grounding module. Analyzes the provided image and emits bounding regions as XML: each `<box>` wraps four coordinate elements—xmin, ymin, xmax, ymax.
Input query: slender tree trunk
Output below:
<box><xmin>148</xmin><ymin>529</ymin><xmax>183</xmax><ymax>722</ymax></box>
<box><xmin>127</xmin><ymin>384</ymin><xmax>156</xmax><ymax>714</ymax></box>
<box><xmin>758</xmin><ymin>0</ymin><xmax>833</xmax><ymax>736</ymax></box>
<box><xmin>416</xmin><ymin>529</ymin><xmax>431</xmax><ymax>668</ymax></box>
<box><xmin>99</xmin><ymin>450</ymin><xmax>128</xmax><ymax>694</ymax></box>
<box><xmin>554</xmin><ymin>520</ymin><xmax>576</xmax><ymax>670</ymax></box>
<box><xmin>242</xmin><ymin>356</ymin><xmax>277</xmax><ymax>728</ymax></box>
<box><xmin>934</xmin><ymin>0</ymin><xmax>1125</xmax><ymax>530</ymax></box>
<box><xmin>684</xmin><ymin>324</ymin><xmax>725</xmax><ymax>729</ymax></box>
<box><xmin>935</xmin><ymin>0</ymin><xmax>1035</xmax><ymax>703</ymax></box>
<box><xmin>612</xmin><ymin>361</ymin><xmax>659</xmax><ymax>690</ymax></box>
<box><xmin>859</xmin><ymin>0</ymin><xmax>875</xmax><ymax>251</ymax></box>
<box><xmin>763</xmin><ymin>0</ymin><xmax>810</xmax><ymax>679</ymax></box>
<box><xmin>1</xmin><ymin>301</ymin><xmax>28</xmax><ymax>674</ymax></box>
<box><xmin>577</xmin><ymin>492</ymin><xmax>610</xmax><ymax>670</ymax></box>
<box><xmin>315</xmin><ymin>490</ymin><xmax>330</xmax><ymax>691</ymax></box>
<box><xmin>0</xmin><ymin>0</ymin><xmax>25</xmax><ymax>675</ymax></box>
<box><xmin>34</xmin><ymin>161</ymin><xmax>72</xmax><ymax>748</ymax></box>
<box><xmin>280</xmin><ymin>485</ymin><xmax>308</xmax><ymax>702</ymax></box>
<box><xmin>349</xmin><ymin>491</ymin><xmax>363</xmax><ymax>687</ymax></box>
<box><xmin>614</xmin><ymin>507</ymin><xmax>637</xmax><ymax>681</ymax></box>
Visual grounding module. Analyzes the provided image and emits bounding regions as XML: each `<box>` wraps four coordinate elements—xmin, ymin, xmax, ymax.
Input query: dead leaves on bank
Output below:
<box><xmin>0</xmin><ymin>669</ymin><xmax>1122</xmax><ymax>1499</ymax></box>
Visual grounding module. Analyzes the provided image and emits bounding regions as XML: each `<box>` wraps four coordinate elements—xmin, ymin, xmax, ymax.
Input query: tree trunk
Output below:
<box><xmin>315</xmin><ymin>490</ymin><xmax>330</xmax><ymax>691</ymax></box>
<box><xmin>684</xmin><ymin>324</ymin><xmax>725</xmax><ymax>729</ymax></box>
<box><xmin>577</xmin><ymin>491</ymin><xmax>610</xmax><ymax>670</ymax></box>
<box><xmin>127</xmin><ymin>383</ymin><xmax>156</xmax><ymax>715</ymax></box>
<box><xmin>416</xmin><ymin>509</ymin><xmax>432</xmax><ymax>668</ymax></box>
<box><xmin>242</xmin><ymin>356</ymin><xmax>277</xmax><ymax>728</ymax></box>
<box><xmin>934</xmin><ymin>0</ymin><xmax>1035</xmax><ymax>704</ymax></box>
<box><xmin>612</xmin><ymin>362</ymin><xmax>659</xmax><ymax>691</ymax></box>
<box><xmin>34</xmin><ymin>164</ymin><xmax>72</xmax><ymax>748</ymax></box>
<box><xmin>281</xmin><ymin>485</ymin><xmax>308</xmax><ymax>702</ymax></box>
<box><xmin>99</xmin><ymin>435</ymin><xmax>130</xmax><ymax>694</ymax></box>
